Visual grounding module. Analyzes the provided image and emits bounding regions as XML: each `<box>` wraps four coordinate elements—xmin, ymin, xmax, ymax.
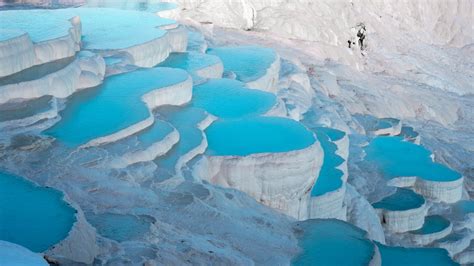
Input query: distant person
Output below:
<box><xmin>357</xmin><ymin>26</ymin><xmax>366</xmax><ymax>49</ymax></box>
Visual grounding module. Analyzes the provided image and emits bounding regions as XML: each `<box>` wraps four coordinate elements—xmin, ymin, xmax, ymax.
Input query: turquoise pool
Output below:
<box><xmin>376</xmin><ymin>243</ymin><xmax>458</xmax><ymax>266</ymax></box>
<box><xmin>159</xmin><ymin>52</ymin><xmax>220</xmax><ymax>74</ymax></box>
<box><xmin>191</xmin><ymin>79</ymin><xmax>276</xmax><ymax>119</ymax></box>
<box><xmin>311</xmin><ymin>130</ymin><xmax>345</xmax><ymax>197</ymax></box>
<box><xmin>206</xmin><ymin>116</ymin><xmax>316</xmax><ymax>156</ymax></box>
<box><xmin>0</xmin><ymin>172</ymin><xmax>76</xmax><ymax>252</ymax></box>
<box><xmin>372</xmin><ymin>188</ymin><xmax>425</xmax><ymax>211</ymax></box>
<box><xmin>207</xmin><ymin>46</ymin><xmax>276</xmax><ymax>83</ymax></box>
<box><xmin>315</xmin><ymin>127</ymin><xmax>346</xmax><ymax>142</ymax></box>
<box><xmin>86</xmin><ymin>213</ymin><xmax>151</xmax><ymax>242</ymax></box>
<box><xmin>0</xmin><ymin>8</ymin><xmax>174</xmax><ymax>50</ymax></box>
<box><xmin>292</xmin><ymin>219</ymin><xmax>375</xmax><ymax>266</ymax></box>
<box><xmin>44</xmin><ymin>67</ymin><xmax>188</xmax><ymax>147</ymax></box>
<box><xmin>365</xmin><ymin>136</ymin><xmax>461</xmax><ymax>182</ymax></box>
<box><xmin>411</xmin><ymin>215</ymin><xmax>450</xmax><ymax>235</ymax></box>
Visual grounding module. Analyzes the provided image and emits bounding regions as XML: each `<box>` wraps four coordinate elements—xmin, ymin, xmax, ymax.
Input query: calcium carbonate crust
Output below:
<box><xmin>0</xmin><ymin>52</ymin><xmax>105</xmax><ymax>104</ymax></box>
<box><xmin>195</xmin><ymin>140</ymin><xmax>324</xmax><ymax>220</ymax></box>
<box><xmin>0</xmin><ymin>16</ymin><xmax>81</xmax><ymax>78</ymax></box>
<box><xmin>83</xmin><ymin>75</ymin><xmax>193</xmax><ymax>147</ymax></box>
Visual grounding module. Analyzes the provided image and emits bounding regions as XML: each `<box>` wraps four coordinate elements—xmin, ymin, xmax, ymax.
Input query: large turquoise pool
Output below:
<box><xmin>0</xmin><ymin>8</ymin><xmax>173</xmax><ymax>49</ymax></box>
<box><xmin>44</xmin><ymin>67</ymin><xmax>188</xmax><ymax>147</ymax></box>
<box><xmin>206</xmin><ymin>116</ymin><xmax>315</xmax><ymax>156</ymax></box>
<box><xmin>191</xmin><ymin>79</ymin><xmax>276</xmax><ymax>119</ymax></box>
<box><xmin>376</xmin><ymin>243</ymin><xmax>458</xmax><ymax>266</ymax></box>
<box><xmin>292</xmin><ymin>219</ymin><xmax>375</xmax><ymax>266</ymax></box>
<box><xmin>311</xmin><ymin>130</ymin><xmax>345</xmax><ymax>197</ymax></box>
<box><xmin>207</xmin><ymin>46</ymin><xmax>276</xmax><ymax>83</ymax></box>
<box><xmin>0</xmin><ymin>172</ymin><xmax>76</xmax><ymax>252</ymax></box>
<box><xmin>372</xmin><ymin>188</ymin><xmax>425</xmax><ymax>211</ymax></box>
<box><xmin>365</xmin><ymin>136</ymin><xmax>461</xmax><ymax>182</ymax></box>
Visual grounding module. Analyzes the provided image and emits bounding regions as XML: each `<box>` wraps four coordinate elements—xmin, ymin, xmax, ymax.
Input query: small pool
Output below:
<box><xmin>155</xmin><ymin>106</ymin><xmax>208</xmax><ymax>176</ymax></box>
<box><xmin>376</xmin><ymin>243</ymin><xmax>457</xmax><ymax>266</ymax></box>
<box><xmin>311</xmin><ymin>130</ymin><xmax>345</xmax><ymax>197</ymax></box>
<box><xmin>292</xmin><ymin>219</ymin><xmax>375</xmax><ymax>266</ymax></box>
<box><xmin>207</xmin><ymin>46</ymin><xmax>276</xmax><ymax>83</ymax></box>
<box><xmin>206</xmin><ymin>116</ymin><xmax>316</xmax><ymax>156</ymax></box>
<box><xmin>0</xmin><ymin>96</ymin><xmax>53</xmax><ymax>123</ymax></box>
<box><xmin>44</xmin><ymin>67</ymin><xmax>188</xmax><ymax>147</ymax></box>
<box><xmin>364</xmin><ymin>136</ymin><xmax>461</xmax><ymax>182</ymax></box>
<box><xmin>158</xmin><ymin>52</ymin><xmax>222</xmax><ymax>82</ymax></box>
<box><xmin>454</xmin><ymin>200</ymin><xmax>474</xmax><ymax>217</ymax></box>
<box><xmin>372</xmin><ymin>188</ymin><xmax>425</xmax><ymax>211</ymax></box>
<box><xmin>0</xmin><ymin>172</ymin><xmax>76</xmax><ymax>252</ymax></box>
<box><xmin>86</xmin><ymin>213</ymin><xmax>151</xmax><ymax>242</ymax></box>
<box><xmin>315</xmin><ymin>127</ymin><xmax>346</xmax><ymax>142</ymax></box>
<box><xmin>411</xmin><ymin>215</ymin><xmax>450</xmax><ymax>235</ymax></box>
<box><xmin>191</xmin><ymin>79</ymin><xmax>276</xmax><ymax>119</ymax></box>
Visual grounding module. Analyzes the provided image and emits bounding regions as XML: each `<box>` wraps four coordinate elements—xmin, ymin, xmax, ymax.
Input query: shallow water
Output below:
<box><xmin>191</xmin><ymin>79</ymin><xmax>275</xmax><ymax>119</ymax></box>
<box><xmin>207</xmin><ymin>46</ymin><xmax>276</xmax><ymax>83</ymax></box>
<box><xmin>311</xmin><ymin>131</ymin><xmax>344</xmax><ymax>197</ymax></box>
<box><xmin>0</xmin><ymin>96</ymin><xmax>52</xmax><ymax>122</ymax></box>
<box><xmin>0</xmin><ymin>57</ymin><xmax>74</xmax><ymax>86</ymax></box>
<box><xmin>372</xmin><ymin>188</ymin><xmax>425</xmax><ymax>211</ymax></box>
<box><xmin>158</xmin><ymin>52</ymin><xmax>222</xmax><ymax>83</ymax></box>
<box><xmin>206</xmin><ymin>116</ymin><xmax>315</xmax><ymax>156</ymax></box>
<box><xmin>292</xmin><ymin>219</ymin><xmax>375</xmax><ymax>266</ymax></box>
<box><xmin>0</xmin><ymin>172</ymin><xmax>76</xmax><ymax>252</ymax></box>
<box><xmin>86</xmin><ymin>213</ymin><xmax>151</xmax><ymax>242</ymax></box>
<box><xmin>44</xmin><ymin>67</ymin><xmax>188</xmax><ymax>147</ymax></box>
<box><xmin>365</xmin><ymin>136</ymin><xmax>461</xmax><ymax>181</ymax></box>
<box><xmin>0</xmin><ymin>8</ymin><xmax>173</xmax><ymax>49</ymax></box>
<box><xmin>376</xmin><ymin>243</ymin><xmax>457</xmax><ymax>266</ymax></box>
<box><xmin>154</xmin><ymin>106</ymin><xmax>208</xmax><ymax>176</ymax></box>
<box><xmin>412</xmin><ymin>215</ymin><xmax>450</xmax><ymax>235</ymax></box>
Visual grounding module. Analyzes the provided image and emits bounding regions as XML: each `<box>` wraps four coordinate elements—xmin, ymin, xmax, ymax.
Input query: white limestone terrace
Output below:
<box><xmin>154</xmin><ymin>106</ymin><xmax>216</xmax><ymax>181</ymax></box>
<box><xmin>0</xmin><ymin>96</ymin><xmax>58</xmax><ymax>132</ymax></box>
<box><xmin>0</xmin><ymin>7</ymin><xmax>185</xmax><ymax>78</ymax></box>
<box><xmin>195</xmin><ymin>116</ymin><xmax>323</xmax><ymax>220</ymax></box>
<box><xmin>101</xmin><ymin>119</ymin><xmax>179</xmax><ymax>169</ymax></box>
<box><xmin>44</xmin><ymin>67</ymin><xmax>192</xmax><ymax>148</ymax></box>
<box><xmin>364</xmin><ymin>136</ymin><xmax>464</xmax><ymax>203</ymax></box>
<box><xmin>408</xmin><ymin>215</ymin><xmax>453</xmax><ymax>246</ymax></box>
<box><xmin>372</xmin><ymin>188</ymin><xmax>427</xmax><ymax>233</ymax></box>
<box><xmin>0</xmin><ymin>11</ymin><xmax>81</xmax><ymax>77</ymax></box>
<box><xmin>0</xmin><ymin>51</ymin><xmax>105</xmax><ymax>104</ymax></box>
<box><xmin>158</xmin><ymin>51</ymin><xmax>224</xmax><ymax>84</ymax></box>
<box><xmin>307</xmin><ymin>127</ymin><xmax>349</xmax><ymax>220</ymax></box>
<box><xmin>207</xmin><ymin>45</ymin><xmax>280</xmax><ymax>93</ymax></box>
<box><xmin>354</xmin><ymin>114</ymin><xmax>402</xmax><ymax>136</ymax></box>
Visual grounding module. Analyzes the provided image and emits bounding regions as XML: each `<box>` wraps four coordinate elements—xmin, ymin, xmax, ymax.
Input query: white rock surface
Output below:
<box><xmin>0</xmin><ymin>52</ymin><xmax>105</xmax><ymax>104</ymax></box>
<box><xmin>83</xmin><ymin>75</ymin><xmax>193</xmax><ymax>147</ymax></box>
<box><xmin>194</xmin><ymin>140</ymin><xmax>323</xmax><ymax>220</ymax></box>
<box><xmin>375</xmin><ymin>203</ymin><xmax>427</xmax><ymax>233</ymax></box>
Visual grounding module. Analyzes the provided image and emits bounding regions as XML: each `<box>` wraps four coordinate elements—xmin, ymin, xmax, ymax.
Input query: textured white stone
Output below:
<box><xmin>83</xmin><ymin>75</ymin><xmax>193</xmax><ymax>147</ymax></box>
<box><xmin>375</xmin><ymin>202</ymin><xmax>427</xmax><ymax>233</ymax></box>
<box><xmin>45</xmin><ymin>200</ymin><xmax>98</xmax><ymax>265</ymax></box>
<box><xmin>246</xmin><ymin>54</ymin><xmax>280</xmax><ymax>94</ymax></box>
<box><xmin>0</xmin><ymin>16</ymin><xmax>81</xmax><ymax>78</ymax></box>
<box><xmin>0</xmin><ymin>52</ymin><xmax>105</xmax><ymax>104</ymax></box>
<box><xmin>194</xmin><ymin>140</ymin><xmax>323</xmax><ymax>220</ymax></box>
<box><xmin>387</xmin><ymin>176</ymin><xmax>464</xmax><ymax>203</ymax></box>
<box><xmin>409</xmin><ymin>223</ymin><xmax>453</xmax><ymax>246</ymax></box>
<box><xmin>108</xmin><ymin>128</ymin><xmax>180</xmax><ymax>169</ymax></box>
